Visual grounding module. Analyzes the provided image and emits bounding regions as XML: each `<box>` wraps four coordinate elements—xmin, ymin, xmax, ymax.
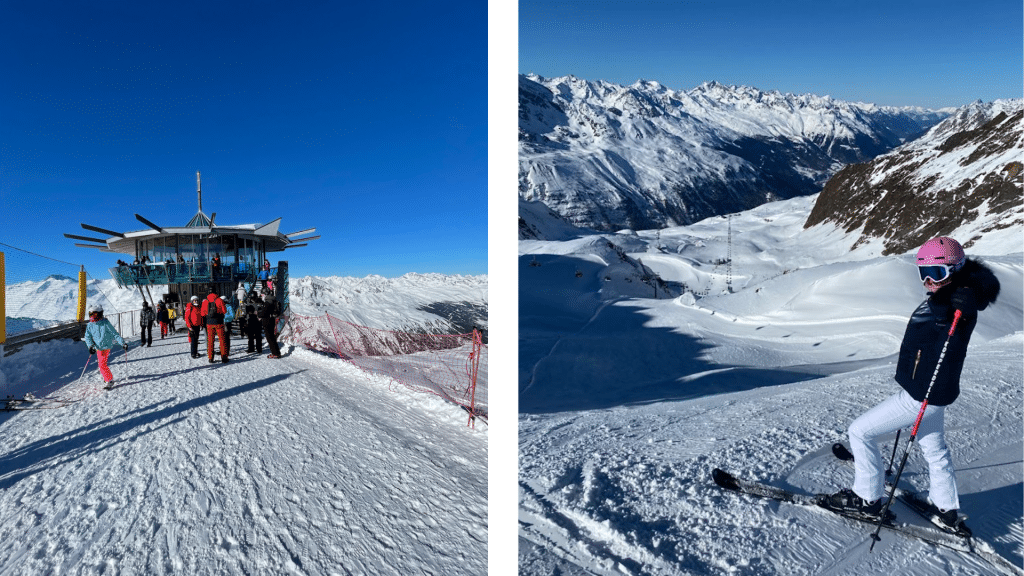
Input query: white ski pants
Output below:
<box><xmin>849</xmin><ymin>390</ymin><xmax>960</xmax><ymax>511</ymax></box>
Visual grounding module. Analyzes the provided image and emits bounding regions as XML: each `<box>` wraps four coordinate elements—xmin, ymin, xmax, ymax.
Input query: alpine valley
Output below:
<box><xmin>518</xmin><ymin>74</ymin><xmax>1017</xmax><ymax>234</ymax></box>
<box><xmin>518</xmin><ymin>77</ymin><xmax>1023</xmax><ymax>575</ymax></box>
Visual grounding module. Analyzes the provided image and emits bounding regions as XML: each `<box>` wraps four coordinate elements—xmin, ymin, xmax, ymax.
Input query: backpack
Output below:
<box><xmin>203</xmin><ymin>297</ymin><xmax>226</xmax><ymax>325</ymax></box>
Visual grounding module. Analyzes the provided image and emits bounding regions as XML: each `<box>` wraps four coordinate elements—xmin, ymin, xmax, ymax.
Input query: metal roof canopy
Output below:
<box><xmin>64</xmin><ymin>172</ymin><xmax>319</xmax><ymax>256</ymax></box>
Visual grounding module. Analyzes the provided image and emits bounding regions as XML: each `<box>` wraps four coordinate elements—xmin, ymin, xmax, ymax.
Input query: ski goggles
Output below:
<box><xmin>918</xmin><ymin>264</ymin><xmax>954</xmax><ymax>283</ymax></box>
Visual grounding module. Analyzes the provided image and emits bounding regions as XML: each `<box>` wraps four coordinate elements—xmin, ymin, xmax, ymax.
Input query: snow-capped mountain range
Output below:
<box><xmin>3</xmin><ymin>273</ymin><xmax>488</xmax><ymax>337</ymax></box>
<box><xmin>520</xmin><ymin>74</ymin><xmax>953</xmax><ymax>232</ymax></box>
<box><xmin>805</xmin><ymin>99</ymin><xmax>1023</xmax><ymax>256</ymax></box>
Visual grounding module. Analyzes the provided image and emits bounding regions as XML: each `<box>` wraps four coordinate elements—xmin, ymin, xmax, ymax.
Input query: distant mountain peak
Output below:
<box><xmin>519</xmin><ymin>74</ymin><xmax>953</xmax><ymax>234</ymax></box>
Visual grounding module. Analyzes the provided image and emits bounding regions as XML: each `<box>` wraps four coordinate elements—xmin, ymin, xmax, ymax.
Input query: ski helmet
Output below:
<box><xmin>88</xmin><ymin>304</ymin><xmax>104</xmax><ymax>315</ymax></box>
<box><xmin>916</xmin><ymin>236</ymin><xmax>965</xmax><ymax>291</ymax></box>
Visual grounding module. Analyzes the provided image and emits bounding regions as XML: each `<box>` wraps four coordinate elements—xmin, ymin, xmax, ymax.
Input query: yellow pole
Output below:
<box><xmin>77</xmin><ymin>265</ymin><xmax>87</xmax><ymax>322</ymax></box>
<box><xmin>0</xmin><ymin>252</ymin><xmax>5</xmax><ymax>345</ymax></box>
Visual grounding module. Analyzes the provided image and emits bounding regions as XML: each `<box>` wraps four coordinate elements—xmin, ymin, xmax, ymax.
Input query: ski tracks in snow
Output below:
<box><xmin>519</xmin><ymin>337</ymin><xmax>1023</xmax><ymax>575</ymax></box>
<box><xmin>0</xmin><ymin>332</ymin><xmax>486</xmax><ymax>575</ymax></box>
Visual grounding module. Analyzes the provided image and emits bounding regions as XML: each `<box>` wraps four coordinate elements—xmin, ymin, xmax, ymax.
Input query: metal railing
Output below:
<box><xmin>2</xmin><ymin>321</ymin><xmax>86</xmax><ymax>356</ymax></box>
<box><xmin>109</xmin><ymin>262</ymin><xmax>277</xmax><ymax>288</ymax></box>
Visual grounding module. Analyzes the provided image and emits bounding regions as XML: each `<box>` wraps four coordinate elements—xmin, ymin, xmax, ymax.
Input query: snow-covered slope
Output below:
<box><xmin>0</xmin><ymin>337</ymin><xmax>487</xmax><ymax>575</ymax></box>
<box><xmin>519</xmin><ymin>74</ymin><xmax>951</xmax><ymax>232</ymax></box>
<box><xmin>519</xmin><ymin>198</ymin><xmax>593</xmax><ymax>241</ymax></box>
<box><xmin>519</xmin><ymin>192</ymin><xmax>1023</xmax><ymax>574</ymax></box>
<box><xmin>287</xmin><ymin>273</ymin><xmax>487</xmax><ymax>334</ymax></box>
<box><xmin>0</xmin><ymin>272</ymin><xmax>488</xmax><ymax>575</ymax></box>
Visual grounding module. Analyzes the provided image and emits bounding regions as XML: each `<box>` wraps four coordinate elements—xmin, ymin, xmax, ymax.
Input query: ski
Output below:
<box><xmin>831</xmin><ymin>443</ymin><xmax>1023</xmax><ymax>575</ymax></box>
<box><xmin>711</xmin><ymin>468</ymin><xmax>990</xmax><ymax>555</ymax></box>
<box><xmin>3</xmin><ymin>395</ymin><xmax>78</xmax><ymax>411</ymax></box>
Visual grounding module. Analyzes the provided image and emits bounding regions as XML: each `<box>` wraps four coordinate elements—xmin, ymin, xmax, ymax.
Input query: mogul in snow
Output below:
<box><xmin>823</xmin><ymin>237</ymin><xmax>1000</xmax><ymax>531</ymax></box>
<box><xmin>83</xmin><ymin>304</ymin><xmax>128</xmax><ymax>389</ymax></box>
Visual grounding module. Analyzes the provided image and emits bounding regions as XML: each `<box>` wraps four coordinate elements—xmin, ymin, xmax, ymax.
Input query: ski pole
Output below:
<box><xmin>79</xmin><ymin>354</ymin><xmax>92</xmax><ymax>382</ymax></box>
<box><xmin>885</xmin><ymin>429</ymin><xmax>901</xmax><ymax>476</ymax></box>
<box><xmin>870</xmin><ymin>309</ymin><xmax>962</xmax><ymax>551</ymax></box>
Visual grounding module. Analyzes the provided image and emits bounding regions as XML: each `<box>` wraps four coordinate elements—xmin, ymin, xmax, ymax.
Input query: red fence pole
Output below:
<box><xmin>468</xmin><ymin>328</ymin><xmax>481</xmax><ymax>428</ymax></box>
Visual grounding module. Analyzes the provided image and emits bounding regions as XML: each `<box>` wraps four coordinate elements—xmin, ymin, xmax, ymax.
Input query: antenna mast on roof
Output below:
<box><xmin>196</xmin><ymin>171</ymin><xmax>202</xmax><ymax>213</ymax></box>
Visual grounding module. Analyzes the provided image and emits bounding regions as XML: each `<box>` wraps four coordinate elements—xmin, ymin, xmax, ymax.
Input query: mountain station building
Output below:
<box><xmin>64</xmin><ymin>172</ymin><xmax>318</xmax><ymax>312</ymax></box>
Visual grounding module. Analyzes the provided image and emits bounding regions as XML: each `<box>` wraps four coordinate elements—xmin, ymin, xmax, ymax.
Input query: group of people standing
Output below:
<box><xmin>84</xmin><ymin>280</ymin><xmax>285</xmax><ymax>388</ymax></box>
<box><xmin>179</xmin><ymin>286</ymin><xmax>284</xmax><ymax>363</ymax></box>
<box><xmin>138</xmin><ymin>300</ymin><xmax>177</xmax><ymax>346</ymax></box>
<box><xmin>130</xmin><ymin>284</ymin><xmax>285</xmax><ymax>365</ymax></box>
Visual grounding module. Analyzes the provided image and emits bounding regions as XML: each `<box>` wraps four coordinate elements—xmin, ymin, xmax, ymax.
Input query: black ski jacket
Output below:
<box><xmin>894</xmin><ymin>258</ymin><xmax>1000</xmax><ymax>406</ymax></box>
<box><xmin>140</xmin><ymin>307</ymin><xmax>155</xmax><ymax>327</ymax></box>
<box><xmin>258</xmin><ymin>299</ymin><xmax>282</xmax><ymax>327</ymax></box>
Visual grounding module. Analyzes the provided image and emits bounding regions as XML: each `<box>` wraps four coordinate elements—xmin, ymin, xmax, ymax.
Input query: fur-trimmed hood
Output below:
<box><xmin>933</xmin><ymin>257</ymin><xmax>1000</xmax><ymax>311</ymax></box>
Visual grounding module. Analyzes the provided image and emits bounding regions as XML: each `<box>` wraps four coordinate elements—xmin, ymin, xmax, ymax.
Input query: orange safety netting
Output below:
<box><xmin>280</xmin><ymin>313</ymin><xmax>487</xmax><ymax>425</ymax></box>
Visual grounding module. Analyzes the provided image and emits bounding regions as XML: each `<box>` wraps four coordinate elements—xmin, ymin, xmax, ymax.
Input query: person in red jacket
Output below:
<box><xmin>202</xmin><ymin>290</ymin><xmax>229</xmax><ymax>363</ymax></box>
<box><xmin>156</xmin><ymin>301</ymin><xmax>170</xmax><ymax>339</ymax></box>
<box><xmin>184</xmin><ymin>295</ymin><xmax>204</xmax><ymax>358</ymax></box>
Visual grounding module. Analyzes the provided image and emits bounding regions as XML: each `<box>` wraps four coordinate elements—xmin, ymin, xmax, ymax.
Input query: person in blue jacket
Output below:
<box><xmin>83</xmin><ymin>304</ymin><xmax>128</xmax><ymax>388</ymax></box>
<box><xmin>220</xmin><ymin>295</ymin><xmax>235</xmax><ymax>353</ymax></box>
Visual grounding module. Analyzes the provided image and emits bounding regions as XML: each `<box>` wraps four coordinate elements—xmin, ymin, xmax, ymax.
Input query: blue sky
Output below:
<box><xmin>1</xmin><ymin>1</ymin><xmax>487</xmax><ymax>282</ymax></box>
<box><xmin>520</xmin><ymin>0</ymin><xmax>1022</xmax><ymax>109</ymax></box>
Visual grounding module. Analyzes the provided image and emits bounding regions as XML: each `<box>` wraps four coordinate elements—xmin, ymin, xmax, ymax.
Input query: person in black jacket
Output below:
<box><xmin>258</xmin><ymin>293</ymin><xmax>283</xmax><ymax>358</ymax></box>
<box><xmin>823</xmin><ymin>237</ymin><xmax>1000</xmax><ymax>530</ymax></box>
<box><xmin>157</xmin><ymin>301</ymin><xmax>170</xmax><ymax>339</ymax></box>
<box><xmin>139</xmin><ymin>301</ymin><xmax>155</xmax><ymax>347</ymax></box>
<box><xmin>244</xmin><ymin>303</ymin><xmax>263</xmax><ymax>354</ymax></box>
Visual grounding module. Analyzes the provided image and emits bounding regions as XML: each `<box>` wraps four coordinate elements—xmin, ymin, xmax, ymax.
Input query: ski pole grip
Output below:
<box><xmin>948</xmin><ymin>309</ymin><xmax>962</xmax><ymax>336</ymax></box>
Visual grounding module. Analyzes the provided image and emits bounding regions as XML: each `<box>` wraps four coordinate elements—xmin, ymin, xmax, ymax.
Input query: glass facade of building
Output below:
<box><xmin>135</xmin><ymin>234</ymin><xmax>265</xmax><ymax>269</ymax></box>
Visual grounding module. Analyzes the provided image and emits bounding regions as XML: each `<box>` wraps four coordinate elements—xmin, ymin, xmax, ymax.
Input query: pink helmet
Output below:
<box><xmin>916</xmin><ymin>236</ymin><xmax>966</xmax><ymax>291</ymax></box>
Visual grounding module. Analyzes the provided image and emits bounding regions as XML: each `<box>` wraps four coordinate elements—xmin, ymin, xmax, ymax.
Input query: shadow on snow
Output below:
<box><xmin>519</xmin><ymin>254</ymin><xmax>829</xmax><ymax>414</ymax></box>
<box><xmin>0</xmin><ymin>371</ymin><xmax>303</xmax><ymax>490</ymax></box>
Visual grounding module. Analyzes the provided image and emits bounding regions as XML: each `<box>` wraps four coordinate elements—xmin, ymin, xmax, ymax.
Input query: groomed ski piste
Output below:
<box><xmin>519</xmin><ymin>194</ymin><xmax>1023</xmax><ymax>576</ymax></box>
<box><xmin>0</xmin><ymin>314</ymin><xmax>486</xmax><ymax>573</ymax></box>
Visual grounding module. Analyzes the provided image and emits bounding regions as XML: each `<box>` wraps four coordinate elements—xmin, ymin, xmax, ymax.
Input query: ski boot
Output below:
<box><xmin>819</xmin><ymin>488</ymin><xmax>894</xmax><ymax>522</ymax></box>
<box><xmin>902</xmin><ymin>492</ymin><xmax>972</xmax><ymax>537</ymax></box>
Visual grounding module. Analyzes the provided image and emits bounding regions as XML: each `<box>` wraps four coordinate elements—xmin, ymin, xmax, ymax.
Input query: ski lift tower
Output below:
<box><xmin>62</xmin><ymin>171</ymin><xmax>321</xmax><ymax>314</ymax></box>
<box><xmin>726</xmin><ymin>214</ymin><xmax>733</xmax><ymax>293</ymax></box>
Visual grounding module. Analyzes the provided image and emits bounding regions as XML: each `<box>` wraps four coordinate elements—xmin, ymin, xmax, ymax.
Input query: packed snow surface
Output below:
<box><xmin>519</xmin><ymin>194</ymin><xmax>1023</xmax><ymax>575</ymax></box>
<box><xmin>0</xmin><ymin>279</ymin><xmax>487</xmax><ymax>574</ymax></box>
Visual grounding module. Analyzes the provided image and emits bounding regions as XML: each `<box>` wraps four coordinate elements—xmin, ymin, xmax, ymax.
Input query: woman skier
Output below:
<box><xmin>83</xmin><ymin>304</ymin><xmax>128</xmax><ymax>389</ymax></box>
<box><xmin>823</xmin><ymin>237</ymin><xmax>1000</xmax><ymax>531</ymax></box>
